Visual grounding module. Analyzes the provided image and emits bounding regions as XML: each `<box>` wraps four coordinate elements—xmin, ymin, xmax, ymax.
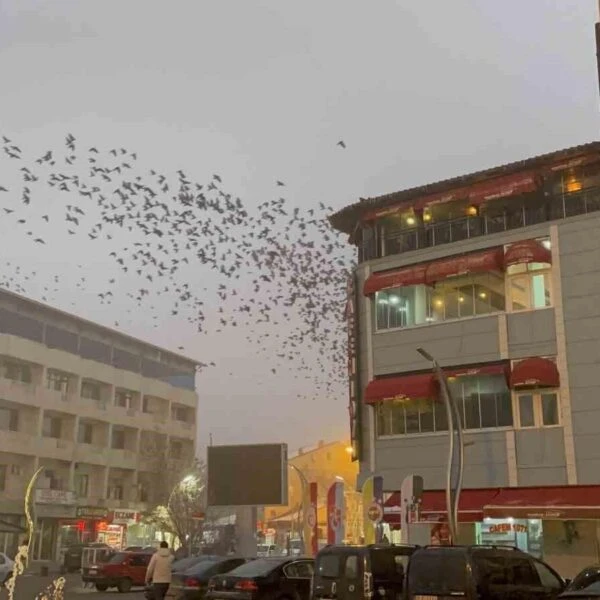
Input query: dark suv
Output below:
<box><xmin>406</xmin><ymin>545</ymin><xmax>566</xmax><ymax>600</ymax></box>
<box><xmin>312</xmin><ymin>544</ymin><xmax>418</xmax><ymax>600</ymax></box>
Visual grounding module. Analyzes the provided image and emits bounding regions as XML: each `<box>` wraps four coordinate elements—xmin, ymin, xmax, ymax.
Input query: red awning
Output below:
<box><xmin>363</xmin><ymin>264</ymin><xmax>427</xmax><ymax>295</ymax></box>
<box><xmin>510</xmin><ymin>357</ymin><xmax>560</xmax><ymax>389</ymax></box>
<box><xmin>425</xmin><ymin>248</ymin><xmax>504</xmax><ymax>284</ymax></box>
<box><xmin>413</xmin><ymin>189</ymin><xmax>468</xmax><ymax>211</ymax></box>
<box><xmin>548</xmin><ymin>154</ymin><xmax>600</xmax><ymax>172</ymax></box>
<box><xmin>483</xmin><ymin>486</ymin><xmax>600</xmax><ymax>520</ymax></box>
<box><xmin>384</xmin><ymin>488</ymin><xmax>500</xmax><ymax>524</ymax></box>
<box><xmin>504</xmin><ymin>239</ymin><xmax>552</xmax><ymax>268</ymax></box>
<box><xmin>445</xmin><ymin>363</ymin><xmax>509</xmax><ymax>380</ymax></box>
<box><xmin>467</xmin><ymin>172</ymin><xmax>537</xmax><ymax>205</ymax></box>
<box><xmin>364</xmin><ymin>374</ymin><xmax>436</xmax><ymax>404</ymax></box>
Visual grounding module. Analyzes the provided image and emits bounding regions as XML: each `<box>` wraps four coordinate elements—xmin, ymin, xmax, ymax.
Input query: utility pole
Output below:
<box><xmin>595</xmin><ymin>0</ymin><xmax>600</xmax><ymax>99</ymax></box>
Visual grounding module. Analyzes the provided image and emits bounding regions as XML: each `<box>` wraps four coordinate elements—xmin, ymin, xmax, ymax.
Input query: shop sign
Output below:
<box><xmin>346</xmin><ymin>272</ymin><xmax>361</xmax><ymax>462</ymax></box>
<box><xmin>35</xmin><ymin>489</ymin><xmax>76</xmax><ymax>505</ymax></box>
<box><xmin>76</xmin><ymin>506</ymin><xmax>109</xmax><ymax>520</ymax></box>
<box><xmin>112</xmin><ymin>509</ymin><xmax>138</xmax><ymax>525</ymax></box>
<box><xmin>489</xmin><ymin>523</ymin><xmax>528</xmax><ymax>534</ymax></box>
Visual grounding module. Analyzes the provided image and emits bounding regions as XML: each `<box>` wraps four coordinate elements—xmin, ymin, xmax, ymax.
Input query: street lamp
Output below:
<box><xmin>288</xmin><ymin>464</ymin><xmax>309</xmax><ymax>554</ymax></box>
<box><xmin>417</xmin><ymin>347</ymin><xmax>464</xmax><ymax>544</ymax></box>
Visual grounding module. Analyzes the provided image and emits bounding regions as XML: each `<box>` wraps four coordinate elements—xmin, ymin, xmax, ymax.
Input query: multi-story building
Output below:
<box><xmin>332</xmin><ymin>141</ymin><xmax>600</xmax><ymax>574</ymax></box>
<box><xmin>0</xmin><ymin>288</ymin><xmax>198</xmax><ymax>561</ymax></box>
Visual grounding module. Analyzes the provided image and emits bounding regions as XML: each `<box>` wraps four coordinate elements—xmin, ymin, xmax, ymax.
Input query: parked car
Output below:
<box><xmin>406</xmin><ymin>545</ymin><xmax>565</xmax><ymax>600</ymax></box>
<box><xmin>83</xmin><ymin>550</ymin><xmax>154</xmax><ymax>592</ymax></box>
<box><xmin>256</xmin><ymin>545</ymin><xmax>277</xmax><ymax>557</ymax></box>
<box><xmin>0</xmin><ymin>552</ymin><xmax>15</xmax><ymax>587</ymax></box>
<box><xmin>63</xmin><ymin>542</ymin><xmax>110</xmax><ymax>573</ymax></box>
<box><xmin>161</xmin><ymin>556</ymin><xmax>248</xmax><ymax>600</ymax></box>
<box><xmin>312</xmin><ymin>543</ymin><xmax>417</xmax><ymax>600</ymax></box>
<box><xmin>206</xmin><ymin>557</ymin><xmax>314</xmax><ymax>600</ymax></box>
<box><xmin>559</xmin><ymin>565</ymin><xmax>600</xmax><ymax>598</ymax></box>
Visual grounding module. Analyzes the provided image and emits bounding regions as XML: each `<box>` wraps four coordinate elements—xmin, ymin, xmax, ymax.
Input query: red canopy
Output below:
<box><xmin>510</xmin><ymin>357</ymin><xmax>560</xmax><ymax>389</ymax></box>
<box><xmin>364</xmin><ymin>374</ymin><xmax>436</xmax><ymax>404</ymax></box>
<box><xmin>363</xmin><ymin>264</ymin><xmax>427</xmax><ymax>296</ymax></box>
<box><xmin>504</xmin><ymin>239</ymin><xmax>552</xmax><ymax>268</ymax></box>
<box><xmin>483</xmin><ymin>486</ymin><xmax>600</xmax><ymax>520</ymax></box>
<box><xmin>548</xmin><ymin>153</ymin><xmax>600</xmax><ymax>172</ymax></box>
<box><xmin>467</xmin><ymin>172</ymin><xmax>537</xmax><ymax>205</ymax></box>
<box><xmin>425</xmin><ymin>248</ymin><xmax>503</xmax><ymax>284</ymax></box>
<box><xmin>384</xmin><ymin>488</ymin><xmax>500</xmax><ymax>524</ymax></box>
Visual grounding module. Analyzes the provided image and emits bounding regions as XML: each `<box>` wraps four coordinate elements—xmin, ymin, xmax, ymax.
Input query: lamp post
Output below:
<box><xmin>289</xmin><ymin>464</ymin><xmax>309</xmax><ymax>554</ymax></box>
<box><xmin>417</xmin><ymin>347</ymin><xmax>464</xmax><ymax>544</ymax></box>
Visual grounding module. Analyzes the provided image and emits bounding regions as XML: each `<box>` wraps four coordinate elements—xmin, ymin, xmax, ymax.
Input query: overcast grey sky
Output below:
<box><xmin>0</xmin><ymin>0</ymin><xmax>598</xmax><ymax>455</ymax></box>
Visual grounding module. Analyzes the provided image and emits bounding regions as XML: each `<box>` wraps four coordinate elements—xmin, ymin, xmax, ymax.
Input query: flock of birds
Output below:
<box><xmin>0</xmin><ymin>133</ymin><xmax>354</xmax><ymax>392</ymax></box>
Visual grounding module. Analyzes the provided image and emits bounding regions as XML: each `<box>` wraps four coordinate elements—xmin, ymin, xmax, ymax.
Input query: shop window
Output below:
<box><xmin>516</xmin><ymin>391</ymin><xmax>560</xmax><ymax>428</ymax></box>
<box><xmin>508</xmin><ymin>263</ymin><xmax>551</xmax><ymax>311</ymax></box>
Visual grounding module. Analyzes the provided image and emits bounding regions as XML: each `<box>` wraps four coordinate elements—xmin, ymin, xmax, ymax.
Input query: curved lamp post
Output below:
<box><xmin>289</xmin><ymin>464</ymin><xmax>309</xmax><ymax>553</ymax></box>
<box><xmin>417</xmin><ymin>347</ymin><xmax>464</xmax><ymax>544</ymax></box>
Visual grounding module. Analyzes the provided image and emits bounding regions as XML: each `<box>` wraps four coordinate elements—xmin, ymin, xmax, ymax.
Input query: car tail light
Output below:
<box><xmin>185</xmin><ymin>577</ymin><xmax>201</xmax><ymax>588</ymax></box>
<box><xmin>235</xmin><ymin>579</ymin><xmax>258</xmax><ymax>591</ymax></box>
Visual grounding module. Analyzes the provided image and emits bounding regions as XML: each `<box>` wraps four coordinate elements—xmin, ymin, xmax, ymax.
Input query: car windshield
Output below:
<box><xmin>408</xmin><ymin>551</ymin><xmax>467</xmax><ymax>595</ymax></box>
<box><xmin>107</xmin><ymin>552</ymin><xmax>128</xmax><ymax>565</ymax></box>
<box><xmin>567</xmin><ymin>568</ymin><xmax>600</xmax><ymax>592</ymax></box>
<box><xmin>173</xmin><ymin>556</ymin><xmax>203</xmax><ymax>571</ymax></box>
<box><xmin>228</xmin><ymin>558</ymin><xmax>285</xmax><ymax>577</ymax></box>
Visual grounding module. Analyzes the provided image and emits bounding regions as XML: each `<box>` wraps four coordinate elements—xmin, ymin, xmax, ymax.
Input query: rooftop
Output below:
<box><xmin>0</xmin><ymin>286</ymin><xmax>198</xmax><ymax>370</ymax></box>
<box><xmin>329</xmin><ymin>141</ymin><xmax>600</xmax><ymax>235</ymax></box>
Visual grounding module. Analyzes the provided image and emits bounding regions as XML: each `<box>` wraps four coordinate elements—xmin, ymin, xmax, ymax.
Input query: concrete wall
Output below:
<box><xmin>559</xmin><ymin>211</ymin><xmax>600</xmax><ymax>483</ymax></box>
<box><xmin>515</xmin><ymin>428</ymin><xmax>567</xmax><ymax>486</ymax></box>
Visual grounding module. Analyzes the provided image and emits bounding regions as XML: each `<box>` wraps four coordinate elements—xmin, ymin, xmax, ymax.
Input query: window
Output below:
<box><xmin>115</xmin><ymin>389</ymin><xmax>134</xmax><ymax>409</ymax></box>
<box><xmin>508</xmin><ymin>263</ymin><xmax>551</xmax><ymax>311</ymax></box>
<box><xmin>317</xmin><ymin>555</ymin><xmax>340</xmax><ymax>577</ymax></box>
<box><xmin>42</xmin><ymin>415</ymin><xmax>62</xmax><ymax>439</ymax></box>
<box><xmin>75</xmin><ymin>474</ymin><xmax>89</xmax><ymax>498</ymax></box>
<box><xmin>46</xmin><ymin>370</ymin><xmax>70</xmax><ymax>393</ymax></box>
<box><xmin>516</xmin><ymin>391</ymin><xmax>560</xmax><ymax>428</ymax></box>
<box><xmin>533</xmin><ymin>560</ymin><xmax>563</xmax><ymax>590</ymax></box>
<box><xmin>142</xmin><ymin>397</ymin><xmax>151</xmax><ymax>413</ymax></box>
<box><xmin>81</xmin><ymin>380</ymin><xmax>101</xmax><ymax>401</ymax></box>
<box><xmin>171</xmin><ymin>405</ymin><xmax>189</xmax><ymax>422</ymax></box>
<box><xmin>129</xmin><ymin>554</ymin><xmax>150</xmax><ymax>567</ymax></box>
<box><xmin>375</xmin><ymin>273</ymin><xmax>505</xmax><ymax>332</ymax></box>
<box><xmin>377</xmin><ymin>374</ymin><xmax>512</xmax><ymax>437</ymax></box>
<box><xmin>109</xmin><ymin>484</ymin><xmax>124</xmax><ymax>500</ymax></box>
<box><xmin>345</xmin><ymin>555</ymin><xmax>359</xmax><ymax>579</ymax></box>
<box><xmin>0</xmin><ymin>465</ymin><xmax>6</xmax><ymax>491</ymax></box>
<box><xmin>0</xmin><ymin>407</ymin><xmax>18</xmax><ymax>432</ymax></box>
<box><xmin>284</xmin><ymin>561</ymin><xmax>314</xmax><ymax>579</ymax></box>
<box><xmin>4</xmin><ymin>361</ymin><xmax>32</xmax><ymax>383</ymax></box>
<box><xmin>170</xmin><ymin>440</ymin><xmax>183</xmax><ymax>459</ymax></box>
<box><xmin>111</xmin><ymin>428</ymin><xmax>126</xmax><ymax>450</ymax></box>
<box><xmin>78</xmin><ymin>423</ymin><xmax>93</xmax><ymax>444</ymax></box>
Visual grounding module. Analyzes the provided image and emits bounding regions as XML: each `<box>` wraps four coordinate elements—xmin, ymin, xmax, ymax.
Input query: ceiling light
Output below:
<box><xmin>377</xmin><ymin>298</ymin><xmax>389</xmax><ymax>305</ymax></box>
<box><xmin>434</xmin><ymin>299</ymin><xmax>443</xmax><ymax>308</ymax></box>
<box><xmin>458</xmin><ymin>296</ymin><xmax>465</xmax><ymax>303</ymax></box>
<box><xmin>406</xmin><ymin>216</ymin><xmax>416</xmax><ymax>226</ymax></box>
<box><xmin>479</xmin><ymin>291</ymin><xmax>487</xmax><ymax>299</ymax></box>
<box><xmin>541</xmin><ymin>239</ymin><xmax>551</xmax><ymax>250</ymax></box>
<box><xmin>423</xmin><ymin>212</ymin><xmax>432</xmax><ymax>222</ymax></box>
<box><xmin>466</xmin><ymin>205</ymin><xmax>478</xmax><ymax>217</ymax></box>
<box><xmin>389</xmin><ymin>296</ymin><xmax>400</xmax><ymax>305</ymax></box>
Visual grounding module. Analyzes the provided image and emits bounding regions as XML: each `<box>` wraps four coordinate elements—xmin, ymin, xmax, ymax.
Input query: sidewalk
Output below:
<box><xmin>24</xmin><ymin>560</ymin><xmax>63</xmax><ymax>576</ymax></box>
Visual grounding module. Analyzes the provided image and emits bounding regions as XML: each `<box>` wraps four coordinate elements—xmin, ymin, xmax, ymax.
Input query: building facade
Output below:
<box><xmin>0</xmin><ymin>288</ymin><xmax>197</xmax><ymax>561</ymax></box>
<box><xmin>331</xmin><ymin>141</ymin><xmax>600</xmax><ymax>575</ymax></box>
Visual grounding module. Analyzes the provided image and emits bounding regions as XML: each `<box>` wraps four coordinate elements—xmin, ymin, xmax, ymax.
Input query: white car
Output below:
<box><xmin>0</xmin><ymin>552</ymin><xmax>15</xmax><ymax>586</ymax></box>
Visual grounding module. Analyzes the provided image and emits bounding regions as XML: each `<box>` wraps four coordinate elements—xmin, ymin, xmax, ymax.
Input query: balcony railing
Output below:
<box><xmin>359</xmin><ymin>187</ymin><xmax>600</xmax><ymax>261</ymax></box>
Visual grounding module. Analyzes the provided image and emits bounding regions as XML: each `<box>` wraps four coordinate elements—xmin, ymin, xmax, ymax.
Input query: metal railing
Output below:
<box><xmin>358</xmin><ymin>187</ymin><xmax>600</xmax><ymax>262</ymax></box>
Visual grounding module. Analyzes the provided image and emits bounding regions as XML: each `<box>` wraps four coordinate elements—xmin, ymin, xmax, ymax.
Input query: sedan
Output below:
<box><xmin>560</xmin><ymin>566</ymin><xmax>600</xmax><ymax>598</ymax></box>
<box><xmin>206</xmin><ymin>557</ymin><xmax>314</xmax><ymax>600</ymax></box>
<box><xmin>0</xmin><ymin>553</ymin><xmax>14</xmax><ymax>586</ymax></box>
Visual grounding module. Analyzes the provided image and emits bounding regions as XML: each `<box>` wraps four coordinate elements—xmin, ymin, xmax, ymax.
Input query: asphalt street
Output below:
<box><xmin>0</xmin><ymin>574</ymin><xmax>146</xmax><ymax>599</ymax></box>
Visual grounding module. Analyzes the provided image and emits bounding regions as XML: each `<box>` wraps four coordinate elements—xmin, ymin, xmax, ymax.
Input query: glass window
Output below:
<box><xmin>541</xmin><ymin>393</ymin><xmax>559</xmax><ymax>426</ymax></box>
<box><xmin>508</xmin><ymin>264</ymin><xmax>551</xmax><ymax>312</ymax></box>
<box><xmin>376</xmin><ymin>374</ymin><xmax>512</xmax><ymax>437</ymax></box>
<box><xmin>0</xmin><ymin>465</ymin><xmax>6</xmax><ymax>491</ymax></box>
<box><xmin>345</xmin><ymin>555</ymin><xmax>359</xmax><ymax>579</ymax></box>
<box><xmin>518</xmin><ymin>395</ymin><xmax>535</xmax><ymax>427</ymax></box>
<box><xmin>0</xmin><ymin>407</ymin><xmax>18</xmax><ymax>432</ymax></box>
<box><xmin>111</xmin><ymin>429</ymin><xmax>125</xmax><ymax>449</ymax></box>
<box><xmin>42</xmin><ymin>416</ymin><xmax>61</xmax><ymax>438</ymax></box>
<box><xmin>317</xmin><ymin>555</ymin><xmax>340</xmax><ymax>577</ymax></box>
<box><xmin>533</xmin><ymin>560</ymin><xmax>563</xmax><ymax>590</ymax></box>
<box><xmin>375</xmin><ymin>285</ymin><xmax>429</xmax><ymax>330</ymax></box>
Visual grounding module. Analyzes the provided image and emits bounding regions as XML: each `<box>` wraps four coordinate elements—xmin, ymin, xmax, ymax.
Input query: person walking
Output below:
<box><xmin>145</xmin><ymin>541</ymin><xmax>174</xmax><ymax>600</ymax></box>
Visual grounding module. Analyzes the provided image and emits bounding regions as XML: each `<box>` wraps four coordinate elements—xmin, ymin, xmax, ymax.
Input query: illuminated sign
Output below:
<box><xmin>346</xmin><ymin>272</ymin><xmax>361</xmax><ymax>461</ymax></box>
<box><xmin>488</xmin><ymin>523</ymin><xmax>528</xmax><ymax>534</ymax></box>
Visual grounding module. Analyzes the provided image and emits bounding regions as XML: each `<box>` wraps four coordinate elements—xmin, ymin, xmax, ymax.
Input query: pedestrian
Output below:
<box><xmin>145</xmin><ymin>541</ymin><xmax>174</xmax><ymax>600</ymax></box>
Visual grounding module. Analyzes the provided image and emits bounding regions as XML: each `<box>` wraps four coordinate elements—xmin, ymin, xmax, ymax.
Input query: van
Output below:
<box><xmin>312</xmin><ymin>544</ymin><xmax>418</xmax><ymax>600</ymax></box>
<box><xmin>406</xmin><ymin>545</ymin><xmax>566</xmax><ymax>600</ymax></box>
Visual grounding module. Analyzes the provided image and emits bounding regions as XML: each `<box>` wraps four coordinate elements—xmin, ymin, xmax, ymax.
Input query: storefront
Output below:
<box><xmin>32</xmin><ymin>489</ymin><xmax>77</xmax><ymax>561</ymax></box>
<box><xmin>106</xmin><ymin>509</ymin><xmax>141</xmax><ymax>549</ymax></box>
<box><xmin>70</xmin><ymin>506</ymin><xmax>111</xmax><ymax>545</ymax></box>
<box><xmin>384</xmin><ymin>485</ymin><xmax>600</xmax><ymax>574</ymax></box>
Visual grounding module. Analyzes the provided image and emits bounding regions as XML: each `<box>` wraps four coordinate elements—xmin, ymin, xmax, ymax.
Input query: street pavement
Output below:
<box><xmin>0</xmin><ymin>574</ymin><xmax>146</xmax><ymax>599</ymax></box>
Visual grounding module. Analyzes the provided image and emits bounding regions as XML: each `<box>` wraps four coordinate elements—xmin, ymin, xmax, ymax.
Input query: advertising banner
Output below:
<box><xmin>327</xmin><ymin>481</ymin><xmax>345</xmax><ymax>544</ymax></box>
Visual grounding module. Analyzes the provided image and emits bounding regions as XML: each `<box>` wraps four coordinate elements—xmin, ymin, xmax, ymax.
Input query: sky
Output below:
<box><xmin>0</xmin><ymin>0</ymin><xmax>599</xmax><ymax>456</ymax></box>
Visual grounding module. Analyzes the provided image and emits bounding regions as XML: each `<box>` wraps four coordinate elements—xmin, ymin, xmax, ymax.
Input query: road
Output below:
<box><xmin>0</xmin><ymin>574</ymin><xmax>146</xmax><ymax>599</ymax></box>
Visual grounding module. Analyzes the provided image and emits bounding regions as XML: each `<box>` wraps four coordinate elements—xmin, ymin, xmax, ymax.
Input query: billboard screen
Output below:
<box><xmin>207</xmin><ymin>443</ymin><xmax>288</xmax><ymax>506</ymax></box>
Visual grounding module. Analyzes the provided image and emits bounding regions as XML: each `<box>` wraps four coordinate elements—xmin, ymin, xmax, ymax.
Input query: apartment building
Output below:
<box><xmin>0</xmin><ymin>288</ymin><xmax>198</xmax><ymax>561</ymax></box>
<box><xmin>332</xmin><ymin>141</ymin><xmax>600</xmax><ymax>575</ymax></box>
